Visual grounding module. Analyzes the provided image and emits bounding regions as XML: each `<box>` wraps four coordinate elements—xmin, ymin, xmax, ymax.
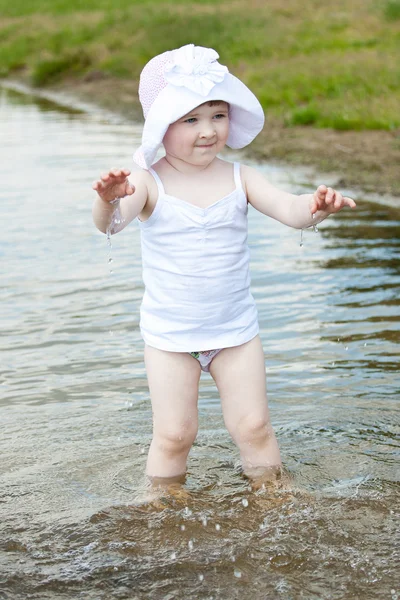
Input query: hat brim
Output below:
<box><xmin>133</xmin><ymin>73</ymin><xmax>264</xmax><ymax>170</ymax></box>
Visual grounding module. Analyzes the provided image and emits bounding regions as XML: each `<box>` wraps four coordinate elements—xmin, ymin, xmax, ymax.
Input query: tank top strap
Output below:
<box><xmin>233</xmin><ymin>162</ymin><xmax>244</xmax><ymax>193</ymax></box>
<box><xmin>148</xmin><ymin>167</ymin><xmax>165</xmax><ymax>196</ymax></box>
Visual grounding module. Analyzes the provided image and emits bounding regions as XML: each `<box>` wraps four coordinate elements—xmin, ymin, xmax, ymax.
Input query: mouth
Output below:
<box><xmin>196</xmin><ymin>142</ymin><xmax>216</xmax><ymax>148</ymax></box>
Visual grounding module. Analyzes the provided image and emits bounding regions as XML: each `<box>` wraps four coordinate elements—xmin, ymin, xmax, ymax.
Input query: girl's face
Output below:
<box><xmin>162</xmin><ymin>101</ymin><xmax>229</xmax><ymax>167</ymax></box>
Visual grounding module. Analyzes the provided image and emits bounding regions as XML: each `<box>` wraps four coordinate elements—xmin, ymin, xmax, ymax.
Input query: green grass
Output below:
<box><xmin>0</xmin><ymin>0</ymin><xmax>399</xmax><ymax>131</ymax></box>
<box><xmin>32</xmin><ymin>52</ymin><xmax>91</xmax><ymax>86</ymax></box>
<box><xmin>384</xmin><ymin>0</ymin><xmax>400</xmax><ymax>20</ymax></box>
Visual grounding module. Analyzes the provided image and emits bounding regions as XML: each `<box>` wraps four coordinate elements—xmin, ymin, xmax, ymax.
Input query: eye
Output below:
<box><xmin>214</xmin><ymin>113</ymin><xmax>227</xmax><ymax>120</ymax></box>
<box><xmin>184</xmin><ymin>117</ymin><xmax>197</xmax><ymax>124</ymax></box>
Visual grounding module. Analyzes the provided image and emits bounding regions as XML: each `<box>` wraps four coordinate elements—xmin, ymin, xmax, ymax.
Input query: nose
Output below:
<box><xmin>199</xmin><ymin>120</ymin><xmax>216</xmax><ymax>139</ymax></box>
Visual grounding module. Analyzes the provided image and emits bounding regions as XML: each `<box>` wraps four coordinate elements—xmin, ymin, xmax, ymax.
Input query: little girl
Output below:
<box><xmin>92</xmin><ymin>44</ymin><xmax>356</xmax><ymax>483</ymax></box>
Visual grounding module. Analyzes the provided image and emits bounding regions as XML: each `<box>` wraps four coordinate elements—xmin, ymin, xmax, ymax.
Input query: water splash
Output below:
<box><xmin>105</xmin><ymin>202</ymin><xmax>125</xmax><ymax>275</ymax></box>
<box><xmin>2</xmin><ymin>87</ymin><xmax>398</xmax><ymax>600</ymax></box>
<box><xmin>106</xmin><ymin>228</ymin><xmax>113</xmax><ymax>275</ymax></box>
<box><xmin>300</xmin><ymin>220</ymin><xmax>319</xmax><ymax>246</ymax></box>
<box><xmin>312</xmin><ymin>212</ymin><xmax>319</xmax><ymax>233</ymax></box>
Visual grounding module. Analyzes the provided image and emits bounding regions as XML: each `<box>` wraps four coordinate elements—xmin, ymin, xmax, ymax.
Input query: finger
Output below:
<box><xmin>93</xmin><ymin>179</ymin><xmax>107</xmax><ymax>191</ymax></box>
<box><xmin>344</xmin><ymin>197</ymin><xmax>357</xmax><ymax>209</ymax></box>
<box><xmin>325</xmin><ymin>187</ymin><xmax>335</xmax><ymax>205</ymax></box>
<box><xmin>101</xmin><ymin>172</ymin><xmax>111</xmax><ymax>182</ymax></box>
<box><xmin>126</xmin><ymin>182</ymin><xmax>135</xmax><ymax>195</ymax></box>
<box><xmin>316</xmin><ymin>184</ymin><xmax>327</xmax><ymax>200</ymax></box>
<box><xmin>333</xmin><ymin>191</ymin><xmax>343</xmax><ymax>210</ymax></box>
<box><xmin>110</xmin><ymin>168</ymin><xmax>122</xmax><ymax>177</ymax></box>
<box><xmin>312</xmin><ymin>187</ymin><xmax>326</xmax><ymax>212</ymax></box>
<box><xmin>310</xmin><ymin>197</ymin><xmax>319</xmax><ymax>214</ymax></box>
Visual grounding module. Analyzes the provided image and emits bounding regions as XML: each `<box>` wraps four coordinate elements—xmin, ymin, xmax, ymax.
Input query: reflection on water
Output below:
<box><xmin>0</xmin><ymin>87</ymin><xmax>399</xmax><ymax>599</ymax></box>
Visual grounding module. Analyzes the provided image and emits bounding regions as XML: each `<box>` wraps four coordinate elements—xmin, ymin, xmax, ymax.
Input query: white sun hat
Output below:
<box><xmin>133</xmin><ymin>44</ymin><xmax>265</xmax><ymax>169</ymax></box>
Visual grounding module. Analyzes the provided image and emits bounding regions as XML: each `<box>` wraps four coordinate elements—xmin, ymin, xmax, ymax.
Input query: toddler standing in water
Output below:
<box><xmin>92</xmin><ymin>45</ymin><xmax>356</xmax><ymax>484</ymax></box>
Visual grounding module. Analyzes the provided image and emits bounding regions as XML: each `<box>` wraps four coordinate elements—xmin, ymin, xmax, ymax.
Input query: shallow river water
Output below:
<box><xmin>0</xmin><ymin>86</ymin><xmax>399</xmax><ymax>600</ymax></box>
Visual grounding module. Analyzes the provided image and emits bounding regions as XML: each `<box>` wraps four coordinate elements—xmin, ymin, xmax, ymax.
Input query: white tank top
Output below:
<box><xmin>137</xmin><ymin>162</ymin><xmax>259</xmax><ymax>351</ymax></box>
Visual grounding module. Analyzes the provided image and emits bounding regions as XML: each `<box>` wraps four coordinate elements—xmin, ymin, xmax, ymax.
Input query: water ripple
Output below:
<box><xmin>0</xmin><ymin>87</ymin><xmax>399</xmax><ymax>600</ymax></box>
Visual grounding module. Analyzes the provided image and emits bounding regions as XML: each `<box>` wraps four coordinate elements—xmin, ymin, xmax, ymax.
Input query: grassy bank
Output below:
<box><xmin>1</xmin><ymin>0</ymin><xmax>399</xmax><ymax>196</ymax></box>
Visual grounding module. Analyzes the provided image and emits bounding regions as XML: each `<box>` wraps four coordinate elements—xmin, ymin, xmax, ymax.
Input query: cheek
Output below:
<box><xmin>163</xmin><ymin>128</ymin><xmax>175</xmax><ymax>147</ymax></box>
<box><xmin>218</xmin><ymin>121</ymin><xmax>230</xmax><ymax>142</ymax></box>
<box><xmin>163</xmin><ymin>127</ymin><xmax>193</xmax><ymax>152</ymax></box>
<box><xmin>163</xmin><ymin>131</ymin><xmax>179</xmax><ymax>153</ymax></box>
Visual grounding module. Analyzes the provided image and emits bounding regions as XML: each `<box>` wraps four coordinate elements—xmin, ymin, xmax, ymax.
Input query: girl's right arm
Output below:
<box><xmin>92</xmin><ymin>168</ymin><xmax>149</xmax><ymax>234</ymax></box>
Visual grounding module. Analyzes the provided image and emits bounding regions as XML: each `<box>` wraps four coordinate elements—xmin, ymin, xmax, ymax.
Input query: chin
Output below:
<box><xmin>196</xmin><ymin>155</ymin><xmax>217</xmax><ymax>166</ymax></box>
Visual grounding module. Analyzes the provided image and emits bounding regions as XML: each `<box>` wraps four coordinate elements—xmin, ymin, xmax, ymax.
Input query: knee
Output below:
<box><xmin>228</xmin><ymin>413</ymin><xmax>274</xmax><ymax>447</ymax></box>
<box><xmin>154</xmin><ymin>421</ymin><xmax>198</xmax><ymax>456</ymax></box>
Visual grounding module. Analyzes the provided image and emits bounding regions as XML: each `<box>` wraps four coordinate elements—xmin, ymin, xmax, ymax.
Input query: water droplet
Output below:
<box><xmin>242</xmin><ymin>498</ymin><xmax>249</xmax><ymax>508</ymax></box>
<box><xmin>170</xmin><ymin>552</ymin><xmax>176</xmax><ymax>560</ymax></box>
<box><xmin>198</xmin><ymin>573</ymin><xmax>204</xmax><ymax>582</ymax></box>
<box><xmin>201</xmin><ymin>517</ymin><xmax>208</xmax><ymax>527</ymax></box>
<box><xmin>215</xmin><ymin>524</ymin><xmax>221</xmax><ymax>531</ymax></box>
<box><xmin>345</xmin><ymin>346</ymin><xmax>349</xmax><ymax>351</ymax></box>
<box><xmin>106</xmin><ymin>226</ymin><xmax>115</xmax><ymax>274</ymax></box>
<box><xmin>300</xmin><ymin>229</ymin><xmax>304</xmax><ymax>247</ymax></box>
<box><xmin>312</xmin><ymin>224</ymin><xmax>319</xmax><ymax>233</ymax></box>
<box><xmin>140</xmin><ymin>447</ymin><xmax>145</xmax><ymax>454</ymax></box>
<box><xmin>331</xmin><ymin>362</ymin><xmax>335</xmax><ymax>367</ymax></box>
<box><xmin>231</xmin><ymin>555</ymin><xmax>236</xmax><ymax>562</ymax></box>
<box><xmin>234</xmin><ymin>568</ymin><xmax>242</xmax><ymax>578</ymax></box>
<box><xmin>184</xmin><ymin>507</ymin><xmax>192</xmax><ymax>516</ymax></box>
<box><xmin>113</xmin><ymin>566</ymin><xmax>118</xmax><ymax>571</ymax></box>
<box><xmin>188</xmin><ymin>539</ymin><xmax>194</xmax><ymax>550</ymax></box>
<box><xmin>270</xmin><ymin>553</ymin><xmax>292</xmax><ymax>568</ymax></box>
<box><xmin>364</xmin><ymin>342</ymin><xmax>367</xmax><ymax>347</ymax></box>
<box><xmin>180</xmin><ymin>524</ymin><xmax>186</xmax><ymax>531</ymax></box>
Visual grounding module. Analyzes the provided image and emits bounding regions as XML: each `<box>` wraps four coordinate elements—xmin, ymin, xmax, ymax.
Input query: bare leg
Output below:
<box><xmin>145</xmin><ymin>344</ymin><xmax>201</xmax><ymax>479</ymax></box>
<box><xmin>209</xmin><ymin>335</ymin><xmax>282</xmax><ymax>479</ymax></box>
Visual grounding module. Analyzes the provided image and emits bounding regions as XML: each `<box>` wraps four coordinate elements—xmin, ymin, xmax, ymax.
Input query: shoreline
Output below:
<box><xmin>3</xmin><ymin>76</ymin><xmax>399</xmax><ymax>206</ymax></box>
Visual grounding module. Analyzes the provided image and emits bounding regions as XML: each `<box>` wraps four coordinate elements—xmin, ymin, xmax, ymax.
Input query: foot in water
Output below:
<box><xmin>243</xmin><ymin>465</ymin><xmax>314</xmax><ymax>507</ymax></box>
<box><xmin>134</xmin><ymin>473</ymin><xmax>191</xmax><ymax>510</ymax></box>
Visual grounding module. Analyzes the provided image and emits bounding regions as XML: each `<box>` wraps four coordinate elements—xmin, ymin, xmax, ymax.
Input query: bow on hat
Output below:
<box><xmin>164</xmin><ymin>45</ymin><xmax>229</xmax><ymax>96</ymax></box>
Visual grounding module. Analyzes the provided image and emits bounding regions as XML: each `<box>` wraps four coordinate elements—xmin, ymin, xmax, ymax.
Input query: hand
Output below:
<box><xmin>92</xmin><ymin>168</ymin><xmax>135</xmax><ymax>203</ymax></box>
<box><xmin>311</xmin><ymin>185</ymin><xmax>356</xmax><ymax>215</ymax></box>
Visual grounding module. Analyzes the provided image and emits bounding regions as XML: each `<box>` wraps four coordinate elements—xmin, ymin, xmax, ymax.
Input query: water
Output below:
<box><xmin>1</xmin><ymin>87</ymin><xmax>399</xmax><ymax>599</ymax></box>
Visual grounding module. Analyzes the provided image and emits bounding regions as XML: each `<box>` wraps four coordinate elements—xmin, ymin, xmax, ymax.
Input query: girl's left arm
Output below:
<box><xmin>242</xmin><ymin>165</ymin><xmax>356</xmax><ymax>229</ymax></box>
